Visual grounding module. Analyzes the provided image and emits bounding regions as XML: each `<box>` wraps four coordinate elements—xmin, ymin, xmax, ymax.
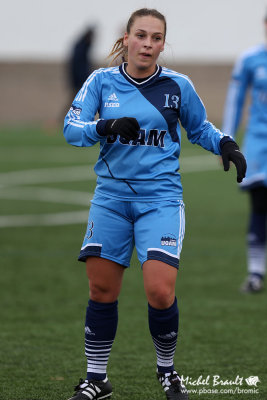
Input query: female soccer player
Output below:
<box><xmin>64</xmin><ymin>8</ymin><xmax>246</xmax><ymax>400</ymax></box>
<box><xmin>222</xmin><ymin>14</ymin><xmax>267</xmax><ymax>293</ymax></box>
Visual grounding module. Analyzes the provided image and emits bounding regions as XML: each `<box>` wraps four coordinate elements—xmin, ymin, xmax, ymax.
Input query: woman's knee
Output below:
<box><xmin>145</xmin><ymin>284</ymin><xmax>175</xmax><ymax>309</ymax></box>
<box><xmin>89</xmin><ymin>280</ymin><xmax>118</xmax><ymax>302</ymax></box>
<box><xmin>143</xmin><ymin>260</ymin><xmax>177</xmax><ymax>309</ymax></box>
<box><xmin>86</xmin><ymin>257</ymin><xmax>124</xmax><ymax>302</ymax></box>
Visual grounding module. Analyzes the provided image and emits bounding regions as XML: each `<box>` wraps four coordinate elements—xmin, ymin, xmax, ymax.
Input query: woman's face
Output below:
<box><xmin>123</xmin><ymin>15</ymin><xmax>165</xmax><ymax>77</ymax></box>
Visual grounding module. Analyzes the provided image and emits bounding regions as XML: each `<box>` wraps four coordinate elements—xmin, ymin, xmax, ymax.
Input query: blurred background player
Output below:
<box><xmin>59</xmin><ymin>26</ymin><xmax>95</xmax><ymax>126</ymax></box>
<box><xmin>222</xmin><ymin>14</ymin><xmax>267</xmax><ymax>293</ymax></box>
<box><xmin>60</xmin><ymin>26</ymin><xmax>96</xmax><ymax>122</ymax></box>
<box><xmin>68</xmin><ymin>26</ymin><xmax>95</xmax><ymax>96</ymax></box>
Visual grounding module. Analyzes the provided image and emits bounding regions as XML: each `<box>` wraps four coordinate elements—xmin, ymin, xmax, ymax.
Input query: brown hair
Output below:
<box><xmin>108</xmin><ymin>8</ymin><xmax>166</xmax><ymax>65</ymax></box>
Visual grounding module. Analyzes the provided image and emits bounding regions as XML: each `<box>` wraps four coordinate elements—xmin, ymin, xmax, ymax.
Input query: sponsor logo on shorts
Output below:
<box><xmin>161</xmin><ymin>235</ymin><xmax>177</xmax><ymax>247</ymax></box>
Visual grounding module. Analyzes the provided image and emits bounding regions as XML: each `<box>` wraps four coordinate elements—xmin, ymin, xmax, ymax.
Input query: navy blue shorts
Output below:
<box><xmin>78</xmin><ymin>194</ymin><xmax>185</xmax><ymax>269</ymax></box>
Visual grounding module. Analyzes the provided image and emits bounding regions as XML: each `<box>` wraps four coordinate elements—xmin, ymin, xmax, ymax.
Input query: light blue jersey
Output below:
<box><xmin>64</xmin><ymin>63</ymin><xmax>229</xmax><ymax>200</ymax></box>
<box><xmin>222</xmin><ymin>44</ymin><xmax>267</xmax><ymax>189</ymax></box>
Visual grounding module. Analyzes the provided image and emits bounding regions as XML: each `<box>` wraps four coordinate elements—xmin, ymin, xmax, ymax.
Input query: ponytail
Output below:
<box><xmin>108</xmin><ymin>37</ymin><xmax>127</xmax><ymax>66</ymax></box>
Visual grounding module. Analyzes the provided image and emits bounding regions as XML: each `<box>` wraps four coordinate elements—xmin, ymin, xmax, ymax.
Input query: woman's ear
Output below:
<box><xmin>123</xmin><ymin>32</ymin><xmax>128</xmax><ymax>47</ymax></box>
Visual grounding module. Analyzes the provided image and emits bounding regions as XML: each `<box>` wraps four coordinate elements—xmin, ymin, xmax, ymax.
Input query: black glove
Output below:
<box><xmin>97</xmin><ymin>117</ymin><xmax>140</xmax><ymax>141</ymax></box>
<box><xmin>221</xmin><ymin>140</ymin><xmax>247</xmax><ymax>183</ymax></box>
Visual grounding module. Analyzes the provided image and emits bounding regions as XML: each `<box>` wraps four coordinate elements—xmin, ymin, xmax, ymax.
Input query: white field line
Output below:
<box><xmin>0</xmin><ymin>155</ymin><xmax>220</xmax><ymax>228</ymax></box>
<box><xmin>180</xmin><ymin>155</ymin><xmax>220</xmax><ymax>172</ymax></box>
<box><xmin>0</xmin><ymin>165</ymin><xmax>96</xmax><ymax>186</ymax></box>
<box><xmin>0</xmin><ymin>155</ymin><xmax>220</xmax><ymax>187</ymax></box>
<box><xmin>0</xmin><ymin>211</ymin><xmax>89</xmax><ymax>228</ymax></box>
<box><xmin>0</xmin><ymin>187</ymin><xmax>93</xmax><ymax>206</ymax></box>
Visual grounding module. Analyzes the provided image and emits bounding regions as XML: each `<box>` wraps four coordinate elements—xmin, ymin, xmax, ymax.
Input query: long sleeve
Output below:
<box><xmin>63</xmin><ymin>69</ymin><xmax>104</xmax><ymax>147</ymax></box>
<box><xmin>179</xmin><ymin>77</ymin><xmax>230</xmax><ymax>155</ymax></box>
<box><xmin>222</xmin><ymin>54</ymin><xmax>251</xmax><ymax>137</ymax></box>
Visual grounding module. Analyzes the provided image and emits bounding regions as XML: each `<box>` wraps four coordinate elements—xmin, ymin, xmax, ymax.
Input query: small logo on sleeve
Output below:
<box><xmin>69</xmin><ymin>105</ymin><xmax>82</xmax><ymax>119</ymax></box>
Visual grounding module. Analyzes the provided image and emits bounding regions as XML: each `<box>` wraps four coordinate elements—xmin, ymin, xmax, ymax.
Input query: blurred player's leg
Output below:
<box><xmin>241</xmin><ymin>187</ymin><xmax>267</xmax><ymax>293</ymax></box>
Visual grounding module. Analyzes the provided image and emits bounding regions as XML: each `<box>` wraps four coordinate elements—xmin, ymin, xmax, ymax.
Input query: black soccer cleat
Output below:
<box><xmin>67</xmin><ymin>377</ymin><xmax>112</xmax><ymax>400</ymax></box>
<box><xmin>157</xmin><ymin>371</ymin><xmax>189</xmax><ymax>400</ymax></box>
<box><xmin>240</xmin><ymin>274</ymin><xmax>264</xmax><ymax>293</ymax></box>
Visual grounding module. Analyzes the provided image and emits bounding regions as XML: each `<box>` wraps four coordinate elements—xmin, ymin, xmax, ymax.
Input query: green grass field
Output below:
<box><xmin>0</xmin><ymin>125</ymin><xmax>266</xmax><ymax>400</ymax></box>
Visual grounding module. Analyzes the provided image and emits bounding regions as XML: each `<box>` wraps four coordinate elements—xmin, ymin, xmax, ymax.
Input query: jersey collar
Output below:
<box><xmin>119</xmin><ymin>62</ymin><xmax>162</xmax><ymax>87</ymax></box>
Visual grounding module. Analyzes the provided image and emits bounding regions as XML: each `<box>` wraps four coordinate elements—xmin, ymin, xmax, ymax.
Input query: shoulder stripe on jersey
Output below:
<box><xmin>76</xmin><ymin>67</ymin><xmax>119</xmax><ymax>102</ymax></box>
<box><xmin>161</xmin><ymin>67</ymin><xmax>194</xmax><ymax>86</ymax></box>
<box><xmin>76</xmin><ymin>69</ymin><xmax>103</xmax><ymax>102</ymax></box>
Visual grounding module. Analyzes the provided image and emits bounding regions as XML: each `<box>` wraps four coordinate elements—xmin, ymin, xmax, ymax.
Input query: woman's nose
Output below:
<box><xmin>143</xmin><ymin>37</ymin><xmax>152</xmax><ymax>47</ymax></box>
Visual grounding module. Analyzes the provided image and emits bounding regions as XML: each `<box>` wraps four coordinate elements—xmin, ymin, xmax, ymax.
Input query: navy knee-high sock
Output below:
<box><xmin>85</xmin><ymin>299</ymin><xmax>118</xmax><ymax>381</ymax></box>
<box><xmin>247</xmin><ymin>213</ymin><xmax>266</xmax><ymax>278</ymax></box>
<box><xmin>148</xmin><ymin>298</ymin><xmax>179</xmax><ymax>373</ymax></box>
